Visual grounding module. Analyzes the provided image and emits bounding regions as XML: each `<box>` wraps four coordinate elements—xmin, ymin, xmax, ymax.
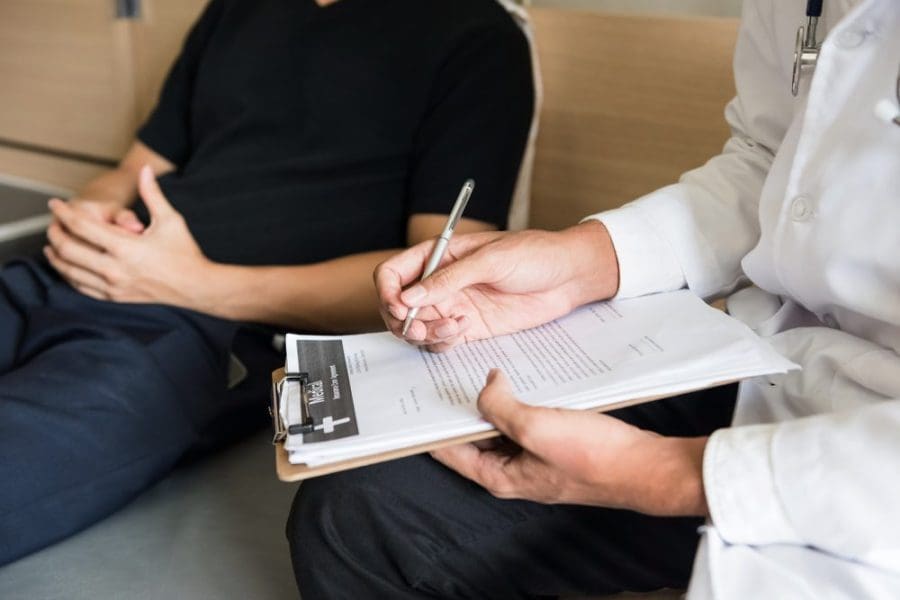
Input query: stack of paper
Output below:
<box><xmin>279</xmin><ymin>290</ymin><xmax>796</xmax><ymax>467</ymax></box>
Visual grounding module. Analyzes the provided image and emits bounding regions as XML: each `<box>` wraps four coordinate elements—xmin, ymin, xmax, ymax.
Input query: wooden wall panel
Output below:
<box><xmin>0</xmin><ymin>2</ymin><xmax>738</xmax><ymax>216</ymax></box>
<box><xmin>528</xmin><ymin>9</ymin><xmax>739</xmax><ymax>230</ymax></box>
<box><xmin>0</xmin><ymin>146</ymin><xmax>106</xmax><ymax>194</ymax></box>
<box><xmin>0</xmin><ymin>0</ymin><xmax>136</xmax><ymax>160</ymax></box>
<box><xmin>0</xmin><ymin>0</ymin><xmax>207</xmax><ymax>190</ymax></box>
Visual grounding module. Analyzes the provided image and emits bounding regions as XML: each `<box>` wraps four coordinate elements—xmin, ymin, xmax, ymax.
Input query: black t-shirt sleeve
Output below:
<box><xmin>408</xmin><ymin>21</ymin><xmax>534</xmax><ymax>229</ymax></box>
<box><xmin>136</xmin><ymin>0</ymin><xmax>225</xmax><ymax>167</ymax></box>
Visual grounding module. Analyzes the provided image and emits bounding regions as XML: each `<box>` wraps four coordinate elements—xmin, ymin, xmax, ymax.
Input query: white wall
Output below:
<box><xmin>527</xmin><ymin>0</ymin><xmax>742</xmax><ymax>18</ymax></box>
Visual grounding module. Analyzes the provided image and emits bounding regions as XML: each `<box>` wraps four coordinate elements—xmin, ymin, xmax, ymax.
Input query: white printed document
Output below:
<box><xmin>277</xmin><ymin>290</ymin><xmax>797</xmax><ymax>469</ymax></box>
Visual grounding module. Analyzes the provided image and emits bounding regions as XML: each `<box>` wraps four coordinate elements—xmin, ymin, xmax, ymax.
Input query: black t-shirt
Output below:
<box><xmin>137</xmin><ymin>0</ymin><xmax>534</xmax><ymax>266</ymax></box>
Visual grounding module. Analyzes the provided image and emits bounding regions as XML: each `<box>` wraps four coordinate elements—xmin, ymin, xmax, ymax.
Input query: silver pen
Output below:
<box><xmin>401</xmin><ymin>179</ymin><xmax>475</xmax><ymax>336</ymax></box>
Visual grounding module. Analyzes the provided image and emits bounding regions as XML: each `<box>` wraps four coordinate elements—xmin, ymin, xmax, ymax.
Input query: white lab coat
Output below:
<box><xmin>589</xmin><ymin>0</ymin><xmax>900</xmax><ymax>596</ymax></box>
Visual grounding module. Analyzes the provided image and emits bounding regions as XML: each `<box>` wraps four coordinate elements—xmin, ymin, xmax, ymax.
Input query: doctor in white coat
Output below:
<box><xmin>372</xmin><ymin>0</ymin><xmax>900</xmax><ymax>596</ymax></box>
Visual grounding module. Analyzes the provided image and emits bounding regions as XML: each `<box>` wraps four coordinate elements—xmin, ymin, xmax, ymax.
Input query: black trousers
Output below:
<box><xmin>0</xmin><ymin>259</ymin><xmax>279</xmax><ymax>565</ymax></box>
<box><xmin>288</xmin><ymin>383</ymin><xmax>737</xmax><ymax>599</ymax></box>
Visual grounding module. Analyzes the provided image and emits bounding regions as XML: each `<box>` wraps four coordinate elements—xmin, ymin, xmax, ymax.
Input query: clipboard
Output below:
<box><xmin>271</xmin><ymin>367</ymin><xmax>737</xmax><ymax>482</ymax></box>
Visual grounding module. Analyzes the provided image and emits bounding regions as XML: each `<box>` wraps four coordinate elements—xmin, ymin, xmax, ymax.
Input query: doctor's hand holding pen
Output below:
<box><xmin>375</xmin><ymin>221</ymin><xmax>712</xmax><ymax>516</ymax></box>
<box><xmin>375</xmin><ymin>220</ymin><xmax>620</xmax><ymax>352</ymax></box>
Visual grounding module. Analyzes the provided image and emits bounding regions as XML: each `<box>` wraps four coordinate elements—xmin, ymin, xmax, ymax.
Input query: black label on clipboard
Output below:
<box><xmin>296</xmin><ymin>339</ymin><xmax>359</xmax><ymax>442</ymax></box>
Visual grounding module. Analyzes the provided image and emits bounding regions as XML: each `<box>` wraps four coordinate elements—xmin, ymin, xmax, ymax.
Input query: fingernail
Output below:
<box><xmin>486</xmin><ymin>369</ymin><xmax>498</xmax><ymax>384</ymax></box>
<box><xmin>435</xmin><ymin>323</ymin><xmax>455</xmax><ymax>338</ymax></box>
<box><xmin>457</xmin><ymin>315</ymin><xmax>470</xmax><ymax>330</ymax></box>
<box><xmin>388</xmin><ymin>304</ymin><xmax>405</xmax><ymax>320</ymax></box>
<box><xmin>401</xmin><ymin>285</ymin><xmax>425</xmax><ymax>305</ymax></box>
<box><xmin>401</xmin><ymin>319</ymin><xmax>418</xmax><ymax>339</ymax></box>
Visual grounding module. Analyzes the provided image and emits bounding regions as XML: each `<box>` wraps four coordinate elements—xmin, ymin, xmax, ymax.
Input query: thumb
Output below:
<box><xmin>477</xmin><ymin>370</ymin><xmax>552</xmax><ymax>452</ymax></box>
<box><xmin>400</xmin><ymin>250</ymin><xmax>493</xmax><ymax>308</ymax></box>
<box><xmin>477</xmin><ymin>370</ymin><xmax>522</xmax><ymax>433</ymax></box>
<box><xmin>138</xmin><ymin>165</ymin><xmax>174</xmax><ymax>220</ymax></box>
<box><xmin>114</xmin><ymin>209</ymin><xmax>146</xmax><ymax>234</ymax></box>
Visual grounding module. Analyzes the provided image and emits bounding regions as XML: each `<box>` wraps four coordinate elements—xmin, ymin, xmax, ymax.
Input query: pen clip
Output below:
<box><xmin>446</xmin><ymin>179</ymin><xmax>475</xmax><ymax>233</ymax></box>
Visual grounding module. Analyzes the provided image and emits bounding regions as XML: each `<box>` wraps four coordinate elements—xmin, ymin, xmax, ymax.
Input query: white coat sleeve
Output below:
<box><xmin>705</xmin><ymin>397</ymin><xmax>900</xmax><ymax>571</ymax></box>
<box><xmin>586</xmin><ymin>0</ymin><xmax>791</xmax><ymax>299</ymax></box>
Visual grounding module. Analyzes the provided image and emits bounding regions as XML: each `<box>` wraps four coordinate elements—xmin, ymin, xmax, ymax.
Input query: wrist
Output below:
<box><xmin>72</xmin><ymin>187</ymin><xmax>134</xmax><ymax>212</ymax></box>
<box><xmin>641</xmin><ymin>436</ymin><xmax>709</xmax><ymax>517</ymax></box>
<box><xmin>561</xmin><ymin>220</ymin><xmax>620</xmax><ymax>306</ymax></box>
<box><xmin>183</xmin><ymin>258</ymin><xmax>228</xmax><ymax>317</ymax></box>
<box><xmin>191</xmin><ymin>262</ymin><xmax>283</xmax><ymax>323</ymax></box>
<box><xmin>68</xmin><ymin>196</ymin><xmax>127</xmax><ymax>215</ymax></box>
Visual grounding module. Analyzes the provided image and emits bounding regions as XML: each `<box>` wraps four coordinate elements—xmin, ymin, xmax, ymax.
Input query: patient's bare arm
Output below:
<box><xmin>192</xmin><ymin>214</ymin><xmax>497</xmax><ymax>332</ymax></box>
<box><xmin>45</xmin><ymin>166</ymin><xmax>496</xmax><ymax>332</ymax></box>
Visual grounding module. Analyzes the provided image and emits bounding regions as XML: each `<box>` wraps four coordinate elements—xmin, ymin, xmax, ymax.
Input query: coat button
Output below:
<box><xmin>823</xmin><ymin>313</ymin><xmax>839</xmax><ymax>329</ymax></box>
<box><xmin>790</xmin><ymin>196</ymin><xmax>812</xmax><ymax>221</ymax></box>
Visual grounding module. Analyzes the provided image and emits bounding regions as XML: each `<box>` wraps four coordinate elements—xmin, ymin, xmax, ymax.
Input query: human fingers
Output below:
<box><xmin>46</xmin><ymin>222</ymin><xmax>117</xmax><ymax>277</ymax></box>
<box><xmin>399</xmin><ymin>247</ymin><xmax>499</xmax><ymax>310</ymax></box>
<box><xmin>419</xmin><ymin>314</ymin><xmax>472</xmax><ymax>341</ymax></box>
<box><xmin>476</xmin><ymin>370</ymin><xmax>560</xmax><ymax>454</ymax></box>
<box><xmin>374</xmin><ymin>241</ymin><xmax>440</xmax><ymax>321</ymax></box>
<box><xmin>402</xmin><ymin>313</ymin><xmax>468</xmax><ymax>342</ymax></box>
<box><xmin>71</xmin><ymin>282</ymin><xmax>109</xmax><ymax>301</ymax></box>
<box><xmin>381</xmin><ymin>303</ymin><xmax>447</xmax><ymax>341</ymax></box>
<box><xmin>374</xmin><ymin>259</ymin><xmax>413</xmax><ymax>325</ymax></box>
<box><xmin>64</xmin><ymin>197</ymin><xmax>114</xmax><ymax>222</ymax></box>
<box><xmin>430</xmin><ymin>442</ymin><xmax>514</xmax><ymax>495</ymax></box>
<box><xmin>376</xmin><ymin>231</ymin><xmax>505</xmax><ymax>317</ymax></box>
<box><xmin>393</xmin><ymin>320</ymin><xmax>465</xmax><ymax>351</ymax></box>
<box><xmin>431</xmin><ymin>437</ymin><xmax>547</xmax><ymax>501</ymax></box>
<box><xmin>48</xmin><ymin>199</ymin><xmax>125</xmax><ymax>253</ymax></box>
<box><xmin>43</xmin><ymin>246</ymin><xmax>109</xmax><ymax>296</ymax></box>
<box><xmin>114</xmin><ymin>209</ymin><xmax>145</xmax><ymax>234</ymax></box>
<box><xmin>137</xmin><ymin>165</ymin><xmax>175</xmax><ymax>221</ymax></box>
<box><xmin>424</xmin><ymin>338</ymin><xmax>466</xmax><ymax>353</ymax></box>
<box><xmin>413</xmin><ymin>317</ymin><xmax>477</xmax><ymax>352</ymax></box>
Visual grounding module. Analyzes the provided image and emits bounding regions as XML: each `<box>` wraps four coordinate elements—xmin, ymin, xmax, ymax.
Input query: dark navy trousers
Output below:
<box><xmin>0</xmin><ymin>259</ymin><xmax>278</xmax><ymax>566</ymax></box>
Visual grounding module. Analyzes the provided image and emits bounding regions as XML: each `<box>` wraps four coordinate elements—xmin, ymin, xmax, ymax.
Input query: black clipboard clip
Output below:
<box><xmin>270</xmin><ymin>371</ymin><xmax>316</xmax><ymax>444</ymax></box>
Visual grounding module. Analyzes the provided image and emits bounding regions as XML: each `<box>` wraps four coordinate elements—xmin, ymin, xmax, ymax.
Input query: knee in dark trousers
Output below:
<box><xmin>288</xmin><ymin>459</ymin><xmax>453</xmax><ymax>600</ymax></box>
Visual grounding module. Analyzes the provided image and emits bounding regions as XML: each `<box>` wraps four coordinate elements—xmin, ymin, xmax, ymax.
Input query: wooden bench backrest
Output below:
<box><xmin>528</xmin><ymin>8</ymin><xmax>739</xmax><ymax>230</ymax></box>
<box><xmin>0</xmin><ymin>0</ymin><xmax>208</xmax><ymax>191</ymax></box>
<box><xmin>0</xmin><ymin>4</ymin><xmax>739</xmax><ymax>208</ymax></box>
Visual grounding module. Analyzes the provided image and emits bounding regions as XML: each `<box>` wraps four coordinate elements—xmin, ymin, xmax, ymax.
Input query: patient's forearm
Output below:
<box><xmin>74</xmin><ymin>168</ymin><xmax>141</xmax><ymax>209</ymax></box>
<box><xmin>198</xmin><ymin>250</ymin><xmax>401</xmax><ymax>332</ymax></box>
<box><xmin>73</xmin><ymin>141</ymin><xmax>175</xmax><ymax>209</ymax></box>
<box><xmin>187</xmin><ymin>216</ymin><xmax>496</xmax><ymax>332</ymax></box>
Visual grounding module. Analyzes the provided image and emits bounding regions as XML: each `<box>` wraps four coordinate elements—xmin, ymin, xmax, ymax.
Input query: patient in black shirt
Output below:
<box><xmin>0</xmin><ymin>0</ymin><xmax>533</xmax><ymax>567</ymax></box>
<box><xmin>141</xmin><ymin>0</ymin><xmax>532</xmax><ymax>268</ymax></box>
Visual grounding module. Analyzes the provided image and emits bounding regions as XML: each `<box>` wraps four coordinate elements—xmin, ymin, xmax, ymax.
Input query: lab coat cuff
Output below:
<box><xmin>704</xmin><ymin>424</ymin><xmax>804</xmax><ymax>546</ymax></box>
<box><xmin>583</xmin><ymin>204</ymin><xmax>686</xmax><ymax>298</ymax></box>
